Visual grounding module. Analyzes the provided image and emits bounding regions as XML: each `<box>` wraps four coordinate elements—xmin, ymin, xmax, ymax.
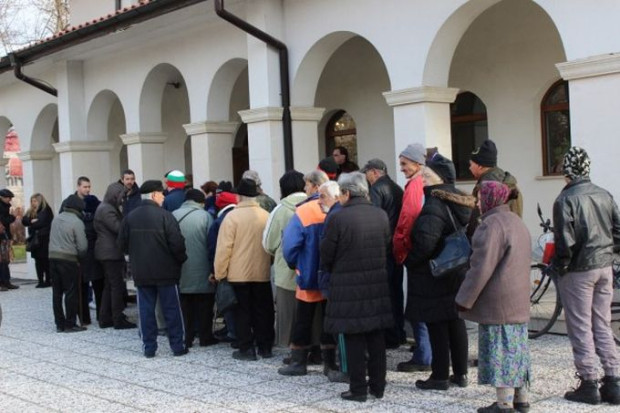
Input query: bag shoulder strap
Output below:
<box><xmin>444</xmin><ymin>204</ymin><xmax>459</xmax><ymax>232</ymax></box>
<box><xmin>176</xmin><ymin>208</ymin><xmax>199</xmax><ymax>224</ymax></box>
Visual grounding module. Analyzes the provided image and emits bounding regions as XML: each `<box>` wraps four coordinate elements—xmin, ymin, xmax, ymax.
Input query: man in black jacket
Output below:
<box><xmin>363</xmin><ymin>158</ymin><xmax>405</xmax><ymax>348</ymax></box>
<box><xmin>119</xmin><ymin>169</ymin><xmax>141</xmax><ymax>216</ymax></box>
<box><xmin>551</xmin><ymin>147</ymin><xmax>620</xmax><ymax>406</ymax></box>
<box><xmin>0</xmin><ymin>189</ymin><xmax>18</xmax><ymax>291</ymax></box>
<box><xmin>118</xmin><ymin>180</ymin><xmax>188</xmax><ymax>358</ymax></box>
<box><xmin>321</xmin><ymin>172</ymin><xmax>393</xmax><ymax>402</ymax></box>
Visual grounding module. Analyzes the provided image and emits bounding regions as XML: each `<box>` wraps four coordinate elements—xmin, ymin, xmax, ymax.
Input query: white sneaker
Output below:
<box><xmin>89</xmin><ymin>301</ymin><xmax>96</xmax><ymax>310</ymax></box>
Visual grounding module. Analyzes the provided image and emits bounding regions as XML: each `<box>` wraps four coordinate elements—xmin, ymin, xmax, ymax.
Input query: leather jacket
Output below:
<box><xmin>369</xmin><ymin>175</ymin><xmax>403</xmax><ymax>235</ymax></box>
<box><xmin>552</xmin><ymin>177</ymin><xmax>620</xmax><ymax>274</ymax></box>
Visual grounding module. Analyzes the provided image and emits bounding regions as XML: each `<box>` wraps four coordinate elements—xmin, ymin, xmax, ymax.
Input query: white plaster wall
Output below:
<box><xmin>448</xmin><ymin>0</ymin><xmax>566</xmax><ymax>235</ymax></box>
<box><xmin>314</xmin><ymin>37</ymin><xmax>395</xmax><ymax>176</ymax></box>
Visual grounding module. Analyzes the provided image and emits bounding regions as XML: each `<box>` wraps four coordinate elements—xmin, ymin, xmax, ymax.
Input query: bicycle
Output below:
<box><xmin>528</xmin><ymin>204</ymin><xmax>561</xmax><ymax>339</ymax></box>
<box><xmin>528</xmin><ymin>204</ymin><xmax>620</xmax><ymax>345</ymax></box>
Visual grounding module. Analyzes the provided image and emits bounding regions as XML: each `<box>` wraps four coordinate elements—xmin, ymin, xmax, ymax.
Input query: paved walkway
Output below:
<box><xmin>1</xmin><ymin>263</ymin><xmax>618</xmax><ymax>412</ymax></box>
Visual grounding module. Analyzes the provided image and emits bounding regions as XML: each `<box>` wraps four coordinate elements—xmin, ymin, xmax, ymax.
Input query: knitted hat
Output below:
<box><xmin>425</xmin><ymin>153</ymin><xmax>456</xmax><ymax>184</ymax></box>
<box><xmin>471</xmin><ymin>140</ymin><xmax>498</xmax><ymax>167</ymax></box>
<box><xmin>318</xmin><ymin>157</ymin><xmax>338</xmax><ymax>180</ymax></box>
<box><xmin>236</xmin><ymin>178</ymin><xmax>259</xmax><ymax>197</ymax></box>
<box><xmin>399</xmin><ymin>143</ymin><xmax>426</xmax><ymax>165</ymax></box>
<box><xmin>185</xmin><ymin>189</ymin><xmax>206</xmax><ymax>204</ymax></box>
<box><xmin>166</xmin><ymin>170</ymin><xmax>186</xmax><ymax>189</ymax></box>
<box><xmin>479</xmin><ymin>181</ymin><xmax>511</xmax><ymax>214</ymax></box>
<box><xmin>563</xmin><ymin>146</ymin><xmax>590</xmax><ymax>180</ymax></box>
<box><xmin>140</xmin><ymin>180</ymin><xmax>165</xmax><ymax>194</ymax></box>
<box><xmin>242</xmin><ymin>170</ymin><xmax>262</xmax><ymax>187</ymax></box>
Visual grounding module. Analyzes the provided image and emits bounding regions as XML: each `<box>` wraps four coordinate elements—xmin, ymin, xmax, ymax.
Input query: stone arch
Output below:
<box><xmin>139</xmin><ymin>63</ymin><xmax>188</xmax><ymax>132</ymax></box>
<box><xmin>423</xmin><ymin>0</ymin><xmax>565</xmax><ymax>86</ymax></box>
<box><xmin>31</xmin><ymin>104</ymin><xmax>59</xmax><ymax>151</ymax></box>
<box><xmin>0</xmin><ymin>116</ymin><xmax>12</xmax><ymax>157</ymax></box>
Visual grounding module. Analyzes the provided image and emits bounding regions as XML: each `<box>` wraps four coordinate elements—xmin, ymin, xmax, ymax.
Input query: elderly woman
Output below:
<box><xmin>456</xmin><ymin>181</ymin><xmax>531</xmax><ymax>413</ymax></box>
<box><xmin>321</xmin><ymin>172</ymin><xmax>393</xmax><ymax>402</ymax></box>
<box><xmin>405</xmin><ymin>153</ymin><xmax>472</xmax><ymax>391</ymax></box>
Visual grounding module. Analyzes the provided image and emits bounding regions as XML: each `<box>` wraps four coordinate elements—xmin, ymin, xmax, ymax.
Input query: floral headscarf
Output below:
<box><xmin>479</xmin><ymin>181</ymin><xmax>510</xmax><ymax>214</ymax></box>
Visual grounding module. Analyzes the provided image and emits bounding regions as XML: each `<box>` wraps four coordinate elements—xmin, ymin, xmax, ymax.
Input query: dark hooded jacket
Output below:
<box><xmin>118</xmin><ymin>180</ymin><xmax>141</xmax><ymax>216</ymax></box>
<box><xmin>320</xmin><ymin>197</ymin><xmax>394</xmax><ymax>334</ymax></box>
<box><xmin>94</xmin><ymin>183</ymin><xmax>126</xmax><ymax>261</ymax></box>
<box><xmin>405</xmin><ymin>185</ymin><xmax>473</xmax><ymax>323</ymax></box>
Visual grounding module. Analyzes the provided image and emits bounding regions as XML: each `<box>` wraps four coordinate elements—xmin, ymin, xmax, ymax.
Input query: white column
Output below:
<box><xmin>239</xmin><ymin>107</ymin><xmax>284</xmax><ymax>199</ymax></box>
<box><xmin>0</xmin><ymin>158</ymin><xmax>7</xmax><ymax>189</ymax></box>
<box><xmin>18</xmin><ymin>151</ymin><xmax>56</xmax><ymax>208</ymax></box>
<box><xmin>383</xmin><ymin>86</ymin><xmax>459</xmax><ymax>185</ymax></box>
<box><xmin>120</xmin><ymin>133</ymin><xmax>168</xmax><ymax>185</ymax></box>
<box><xmin>53</xmin><ymin>141</ymin><xmax>115</xmax><ymax>199</ymax></box>
<box><xmin>290</xmin><ymin>107</ymin><xmax>325</xmax><ymax>174</ymax></box>
<box><xmin>557</xmin><ymin>54</ymin><xmax>620</xmax><ymax>200</ymax></box>
<box><xmin>183</xmin><ymin>121</ymin><xmax>238</xmax><ymax>186</ymax></box>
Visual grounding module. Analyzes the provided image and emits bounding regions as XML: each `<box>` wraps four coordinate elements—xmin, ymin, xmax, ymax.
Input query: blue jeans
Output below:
<box><xmin>412</xmin><ymin>321</ymin><xmax>432</xmax><ymax>365</ymax></box>
<box><xmin>137</xmin><ymin>285</ymin><xmax>185</xmax><ymax>355</ymax></box>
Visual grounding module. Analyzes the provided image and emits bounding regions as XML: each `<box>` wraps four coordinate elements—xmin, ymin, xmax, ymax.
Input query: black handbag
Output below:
<box><xmin>26</xmin><ymin>232</ymin><xmax>40</xmax><ymax>252</ymax></box>
<box><xmin>215</xmin><ymin>279</ymin><xmax>238</xmax><ymax>313</ymax></box>
<box><xmin>429</xmin><ymin>205</ymin><xmax>471</xmax><ymax>278</ymax></box>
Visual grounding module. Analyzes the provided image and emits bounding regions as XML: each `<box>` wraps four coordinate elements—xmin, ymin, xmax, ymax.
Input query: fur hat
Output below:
<box><xmin>563</xmin><ymin>146</ymin><xmax>591</xmax><ymax>180</ymax></box>
<box><xmin>471</xmin><ymin>140</ymin><xmax>498</xmax><ymax>167</ymax></box>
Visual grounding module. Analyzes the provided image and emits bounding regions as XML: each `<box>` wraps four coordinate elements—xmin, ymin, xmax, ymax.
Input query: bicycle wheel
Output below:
<box><xmin>529</xmin><ymin>264</ymin><xmax>562</xmax><ymax>339</ymax></box>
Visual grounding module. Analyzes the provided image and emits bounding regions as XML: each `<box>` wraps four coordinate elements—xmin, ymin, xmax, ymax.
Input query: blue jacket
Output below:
<box><xmin>282</xmin><ymin>194</ymin><xmax>325</xmax><ymax>290</ymax></box>
<box><xmin>163</xmin><ymin>188</ymin><xmax>185</xmax><ymax>212</ymax></box>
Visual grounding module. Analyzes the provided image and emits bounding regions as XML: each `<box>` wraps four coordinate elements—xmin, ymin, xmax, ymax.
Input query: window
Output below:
<box><xmin>541</xmin><ymin>80</ymin><xmax>570</xmax><ymax>175</ymax></box>
<box><xmin>451</xmin><ymin>92</ymin><xmax>488</xmax><ymax>180</ymax></box>
<box><xmin>325</xmin><ymin>110</ymin><xmax>357</xmax><ymax>163</ymax></box>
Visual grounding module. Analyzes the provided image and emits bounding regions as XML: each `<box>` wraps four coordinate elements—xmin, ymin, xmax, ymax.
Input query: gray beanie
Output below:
<box><xmin>399</xmin><ymin>143</ymin><xmax>426</xmax><ymax>165</ymax></box>
<box><xmin>242</xmin><ymin>170</ymin><xmax>262</xmax><ymax>187</ymax></box>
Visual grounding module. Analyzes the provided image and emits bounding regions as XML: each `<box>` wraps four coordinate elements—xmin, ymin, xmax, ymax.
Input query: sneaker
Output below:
<box><xmin>397</xmin><ymin>359</ymin><xmax>431</xmax><ymax>372</ymax></box>
<box><xmin>415</xmin><ymin>378</ymin><xmax>449</xmax><ymax>391</ymax></box>
<box><xmin>449</xmin><ymin>374</ymin><xmax>468</xmax><ymax>388</ymax></box>
<box><xmin>564</xmin><ymin>374</ymin><xmax>601</xmax><ymax>405</ymax></box>
<box><xmin>600</xmin><ymin>375</ymin><xmax>620</xmax><ymax>405</ymax></box>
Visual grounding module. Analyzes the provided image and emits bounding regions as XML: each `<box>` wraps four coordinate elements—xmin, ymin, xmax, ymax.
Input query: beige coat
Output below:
<box><xmin>456</xmin><ymin>204</ymin><xmax>531</xmax><ymax>325</ymax></box>
<box><xmin>214</xmin><ymin>199</ymin><xmax>271</xmax><ymax>283</ymax></box>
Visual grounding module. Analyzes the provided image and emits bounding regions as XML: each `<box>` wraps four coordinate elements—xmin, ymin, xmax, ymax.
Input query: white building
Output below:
<box><xmin>1</xmin><ymin>0</ymin><xmax>619</xmax><ymax>236</ymax></box>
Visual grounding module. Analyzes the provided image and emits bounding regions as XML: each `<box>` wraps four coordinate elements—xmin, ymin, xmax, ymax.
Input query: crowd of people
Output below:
<box><xmin>1</xmin><ymin>141</ymin><xmax>619</xmax><ymax>412</ymax></box>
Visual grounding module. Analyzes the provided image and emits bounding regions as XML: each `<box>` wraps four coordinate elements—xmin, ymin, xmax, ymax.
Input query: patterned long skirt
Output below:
<box><xmin>478</xmin><ymin>323</ymin><xmax>530</xmax><ymax>387</ymax></box>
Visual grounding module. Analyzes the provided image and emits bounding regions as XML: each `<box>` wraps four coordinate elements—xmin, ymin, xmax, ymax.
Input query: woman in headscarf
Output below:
<box><xmin>456</xmin><ymin>181</ymin><xmax>532</xmax><ymax>413</ymax></box>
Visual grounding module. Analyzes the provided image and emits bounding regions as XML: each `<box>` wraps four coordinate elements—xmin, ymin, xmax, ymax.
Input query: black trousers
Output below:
<box><xmin>291</xmin><ymin>299</ymin><xmax>335</xmax><ymax>348</ymax></box>
<box><xmin>232</xmin><ymin>282</ymin><xmax>275</xmax><ymax>352</ymax></box>
<box><xmin>345</xmin><ymin>330</ymin><xmax>387</xmax><ymax>396</ymax></box>
<box><xmin>426</xmin><ymin>318</ymin><xmax>469</xmax><ymax>380</ymax></box>
<box><xmin>384</xmin><ymin>256</ymin><xmax>406</xmax><ymax>346</ymax></box>
<box><xmin>51</xmin><ymin>259</ymin><xmax>79</xmax><ymax>329</ymax></box>
<box><xmin>35</xmin><ymin>257</ymin><xmax>51</xmax><ymax>284</ymax></box>
<box><xmin>99</xmin><ymin>260</ymin><xmax>127</xmax><ymax>325</ymax></box>
<box><xmin>180</xmin><ymin>293</ymin><xmax>216</xmax><ymax>345</ymax></box>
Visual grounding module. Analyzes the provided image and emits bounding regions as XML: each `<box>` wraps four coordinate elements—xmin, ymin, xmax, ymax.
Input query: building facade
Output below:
<box><xmin>1</xmin><ymin>0</ymin><xmax>619</xmax><ymax>236</ymax></box>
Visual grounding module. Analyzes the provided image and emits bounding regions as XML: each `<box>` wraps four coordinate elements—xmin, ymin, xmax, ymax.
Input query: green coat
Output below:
<box><xmin>173</xmin><ymin>201</ymin><xmax>214</xmax><ymax>294</ymax></box>
<box><xmin>262</xmin><ymin>192</ymin><xmax>308</xmax><ymax>291</ymax></box>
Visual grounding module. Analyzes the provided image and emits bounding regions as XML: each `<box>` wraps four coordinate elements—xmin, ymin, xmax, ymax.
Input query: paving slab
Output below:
<box><xmin>1</xmin><ymin>262</ymin><xmax>618</xmax><ymax>412</ymax></box>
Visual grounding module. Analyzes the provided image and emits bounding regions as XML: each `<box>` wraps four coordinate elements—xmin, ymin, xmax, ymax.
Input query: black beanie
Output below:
<box><xmin>185</xmin><ymin>189</ymin><xmax>206</xmax><ymax>204</ymax></box>
<box><xmin>471</xmin><ymin>139</ymin><xmax>498</xmax><ymax>167</ymax></box>
<box><xmin>426</xmin><ymin>153</ymin><xmax>456</xmax><ymax>184</ymax></box>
